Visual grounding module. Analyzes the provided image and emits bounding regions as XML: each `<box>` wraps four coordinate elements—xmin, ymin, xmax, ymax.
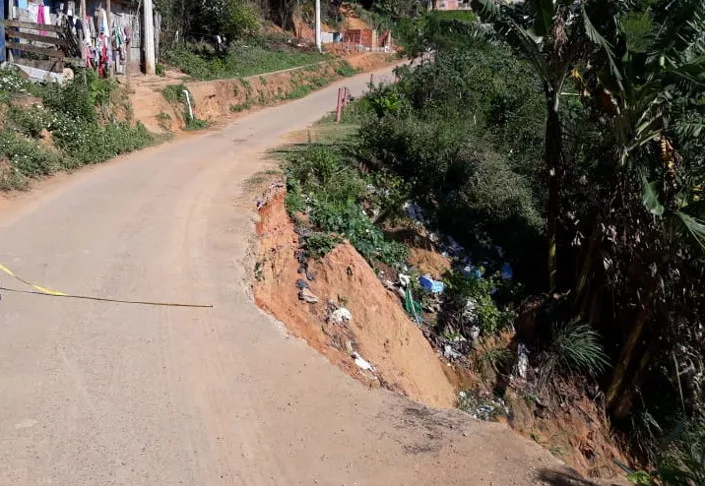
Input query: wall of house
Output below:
<box><xmin>434</xmin><ymin>0</ymin><xmax>459</xmax><ymax>10</ymax></box>
<box><xmin>344</xmin><ymin>29</ymin><xmax>375</xmax><ymax>48</ymax></box>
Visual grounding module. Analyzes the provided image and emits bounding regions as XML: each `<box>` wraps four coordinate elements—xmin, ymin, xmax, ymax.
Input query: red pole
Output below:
<box><xmin>336</xmin><ymin>88</ymin><xmax>343</xmax><ymax>123</ymax></box>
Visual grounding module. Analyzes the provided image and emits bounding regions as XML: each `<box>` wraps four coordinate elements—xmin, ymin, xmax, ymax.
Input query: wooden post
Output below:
<box><xmin>106</xmin><ymin>0</ymin><xmax>112</xmax><ymax>28</ymax></box>
<box><xmin>80</xmin><ymin>0</ymin><xmax>87</xmax><ymax>62</ymax></box>
<box><xmin>125</xmin><ymin>39</ymin><xmax>131</xmax><ymax>92</ymax></box>
<box><xmin>342</xmin><ymin>87</ymin><xmax>349</xmax><ymax>108</ymax></box>
<box><xmin>370</xmin><ymin>73</ymin><xmax>374</xmax><ymax>87</ymax></box>
<box><xmin>335</xmin><ymin>88</ymin><xmax>343</xmax><ymax>123</ymax></box>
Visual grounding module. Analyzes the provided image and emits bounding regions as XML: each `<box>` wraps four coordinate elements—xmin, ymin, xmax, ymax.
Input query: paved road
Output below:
<box><xmin>0</xmin><ymin>67</ymin><xmax>582</xmax><ymax>485</ymax></box>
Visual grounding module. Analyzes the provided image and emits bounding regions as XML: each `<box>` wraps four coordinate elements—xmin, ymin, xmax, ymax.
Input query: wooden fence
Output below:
<box><xmin>3</xmin><ymin>19</ymin><xmax>79</xmax><ymax>61</ymax></box>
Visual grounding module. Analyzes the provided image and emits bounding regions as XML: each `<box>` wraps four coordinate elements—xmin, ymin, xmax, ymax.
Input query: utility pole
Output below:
<box><xmin>315</xmin><ymin>0</ymin><xmax>321</xmax><ymax>53</ymax></box>
<box><xmin>143</xmin><ymin>0</ymin><xmax>156</xmax><ymax>74</ymax></box>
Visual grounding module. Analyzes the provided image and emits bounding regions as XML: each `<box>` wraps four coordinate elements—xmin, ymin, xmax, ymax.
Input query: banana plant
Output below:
<box><xmin>470</xmin><ymin>0</ymin><xmax>613</xmax><ymax>292</ymax></box>
<box><xmin>575</xmin><ymin>0</ymin><xmax>705</xmax><ymax>414</ymax></box>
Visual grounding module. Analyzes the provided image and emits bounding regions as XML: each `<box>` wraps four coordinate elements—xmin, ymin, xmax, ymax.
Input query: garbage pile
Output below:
<box><xmin>458</xmin><ymin>388</ymin><xmax>509</xmax><ymax>421</ymax></box>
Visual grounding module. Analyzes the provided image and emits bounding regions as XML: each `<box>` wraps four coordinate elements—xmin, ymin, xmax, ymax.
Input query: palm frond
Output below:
<box><xmin>676</xmin><ymin>210</ymin><xmax>705</xmax><ymax>248</ymax></box>
<box><xmin>526</xmin><ymin>0</ymin><xmax>555</xmax><ymax>37</ymax></box>
<box><xmin>582</xmin><ymin>5</ymin><xmax>624</xmax><ymax>90</ymax></box>
<box><xmin>642</xmin><ymin>174</ymin><xmax>665</xmax><ymax>218</ymax></box>
<box><xmin>675</xmin><ymin>119</ymin><xmax>705</xmax><ymax>138</ymax></box>
<box><xmin>471</xmin><ymin>0</ymin><xmax>548</xmax><ymax>79</ymax></box>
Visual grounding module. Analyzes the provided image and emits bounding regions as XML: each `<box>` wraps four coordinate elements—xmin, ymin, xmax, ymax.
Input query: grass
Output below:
<box><xmin>162</xmin><ymin>38</ymin><xmax>329</xmax><ymax>81</ymax></box>
<box><xmin>184</xmin><ymin>117</ymin><xmax>209</xmax><ymax>131</ymax></box>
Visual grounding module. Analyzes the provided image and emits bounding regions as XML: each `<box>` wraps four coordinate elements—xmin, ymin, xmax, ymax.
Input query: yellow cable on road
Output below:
<box><xmin>0</xmin><ymin>263</ymin><xmax>213</xmax><ymax>308</ymax></box>
<box><xmin>0</xmin><ymin>263</ymin><xmax>68</xmax><ymax>296</ymax></box>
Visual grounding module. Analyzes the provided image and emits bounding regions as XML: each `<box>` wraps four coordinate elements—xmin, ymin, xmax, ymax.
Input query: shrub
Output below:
<box><xmin>309</xmin><ymin>199</ymin><xmax>409</xmax><ymax>267</ymax></box>
<box><xmin>441</xmin><ymin>270</ymin><xmax>515</xmax><ymax>336</ymax></box>
<box><xmin>545</xmin><ymin>319</ymin><xmax>610</xmax><ymax>378</ymax></box>
<box><xmin>303</xmin><ymin>232</ymin><xmax>342</xmax><ymax>258</ymax></box>
<box><xmin>0</xmin><ymin>131</ymin><xmax>64</xmax><ymax>178</ymax></box>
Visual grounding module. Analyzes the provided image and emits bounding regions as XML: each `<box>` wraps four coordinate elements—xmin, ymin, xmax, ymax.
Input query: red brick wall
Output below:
<box><xmin>344</xmin><ymin>29</ymin><xmax>375</xmax><ymax>47</ymax></box>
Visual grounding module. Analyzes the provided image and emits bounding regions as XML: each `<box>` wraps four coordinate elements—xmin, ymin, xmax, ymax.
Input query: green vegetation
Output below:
<box><xmin>162</xmin><ymin>38</ymin><xmax>328</xmax><ymax>81</ymax></box>
<box><xmin>276</xmin><ymin>0</ymin><xmax>705</xmax><ymax>477</ymax></box>
<box><xmin>283</xmin><ymin>142</ymin><xmax>409</xmax><ymax>269</ymax></box>
<box><xmin>0</xmin><ymin>68</ymin><xmax>153</xmax><ymax>190</ymax></box>
<box><xmin>162</xmin><ymin>85</ymin><xmax>208</xmax><ymax>130</ymax></box>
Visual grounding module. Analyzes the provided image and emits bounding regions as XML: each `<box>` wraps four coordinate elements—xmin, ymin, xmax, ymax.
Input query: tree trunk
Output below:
<box><xmin>606</xmin><ymin>287</ymin><xmax>656</xmax><ymax>415</ymax></box>
<box><xmin>545</xmin><ymin>87</ymin><xmax>564</xmax><ymax>293</ymax></box>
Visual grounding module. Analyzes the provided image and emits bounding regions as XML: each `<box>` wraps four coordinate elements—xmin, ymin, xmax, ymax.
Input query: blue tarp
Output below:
<box><xmin>419</xmin><ymin>274</ymin><xmax>445</xmax><ymax>294</ymax></box>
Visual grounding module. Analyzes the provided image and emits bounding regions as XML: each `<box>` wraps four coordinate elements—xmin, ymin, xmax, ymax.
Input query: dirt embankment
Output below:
<box><xmin>251</xmin><ymin>185</ymin><xmax>632</xmax><ymax>484</ymax></box>
<box><xmin>129</xmin><ymin>53</ymin><xmax>397</xmax><ymax>133</ymax></box>
<box><xmin>253</xmin><ymin>189</ymin><xmax>457</xmax><ymax>409</ymax></box>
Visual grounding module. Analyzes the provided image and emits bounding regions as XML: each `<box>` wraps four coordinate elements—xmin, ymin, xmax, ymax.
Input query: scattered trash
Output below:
<box><xmin>463</xmin><ymin>298</ymin><xmax>479</xmax><ymax>325</ymax></box>
<box><xmin>404</xmin><ymin>288</ymin><xmax>423</xmax><ymax>323</ymax></box>
<box><xmin>446</xmin><ymin>236</ymin><xmax>465</xmax><ymax>256</ymax></box>
<box><xmin>398</xmin><ymin>273</ymin><xmax>411</xmax><ymax>287</ymax></box>
<box><xmin>403</xmin><ymin>201</ymin><xmax>425</xmax><ymax>223</ymax></box>
<box><xmin>295</xmin><ymin>279</ymin><xmax>310</xmax><ymax>290</ymax></box>
<box><xmin>517</xmin><ymin>343</ymin><xmax>529</xmax><ymax>379</ymax></box>
<box><xmin>458</xmin><ymin>389</ymin><xmax>509</xmax><ymax>421</ymax></box>
<box><xmin>500</xmin><ymin>262</ymin><xmax>513</xmax><ymax>280</ymax></box>
<box><xmin>331</xmin><ymin>307</ymin><xmax>352</xmax><ymax>323</ymax></box>
<box><xmin>353</xmin><ymin>352</ymin><xmax>374</xmax><ymax>372</ymax></box>
<box><xmin>468</xmin><ymin>325</ymin><xmax>481</xmax><ymax>342</ymax></box>
<box><xmin>383</xmin><ymin>279</ymin><xmax>396</xmax><ymax>291</ymax></box>
<box><xmin>256</xmin><ymin>182</ymin><xmax>285</xmax><ymax>209</ymax></box>
<box><xmin>444</xmin><ymin>344</ymin><xmax>463</xmax><ymax>360</ymax></box>
<box><xmin>419</xmin><ymin>274</ymin><xmax>445</xmax><ymax>294</ymax></box>
<box><xmin>462</xmin><ymin>265</ymin><xmax>483</xmax><ymax>280</ymax></box>
<box><xmin>298</xmin><ymin>288</ymin><xmax>319</xmax><ymax>304</ymax></box>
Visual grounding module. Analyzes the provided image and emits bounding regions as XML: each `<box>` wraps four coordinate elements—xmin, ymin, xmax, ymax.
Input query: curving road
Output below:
<box><xmin>0</xmin><ymin>66</ymin><xmax>584</xmax><ymax>485</ymax></box>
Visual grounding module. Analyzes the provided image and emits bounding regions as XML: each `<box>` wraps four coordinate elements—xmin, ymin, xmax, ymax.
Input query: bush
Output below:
<box><xmin>544</xmin><ymin>319</ymin><xmax>610</xmax><ymax>379</ymax></box>
<box><xmin>309</xmin><ymin>199</ymin><xmax>409</xmax><ymax>267</ymax></box>
<box><xmin>629</xmin><ymin>419</ymin><xmax>705</xmax><ymax>485</ymax></box>
<box><xmin>358</xmin><ymin>42</ymin><xmax>546</xmax><ymax>284</ymax></box>
<box><xmin>0</xmin><ymin>69</ymin><xmax>153</xmax><ymax>190</ymax></box>
<box><xmin>441</xmin><ymin>270</ymin><xmax>515</xmax><ymax>336</ymax></box>
<box><xmin>303</xmin><ymin>232</ymin><xmax>342</xmax><ymax>258</ymax></box>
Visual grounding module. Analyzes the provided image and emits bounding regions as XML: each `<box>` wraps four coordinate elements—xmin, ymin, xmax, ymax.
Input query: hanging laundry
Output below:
<box><xmin>37</xmin><ymin>5</ymin><xmax>47</xmax><ymax>36</ymax></box>
<box><xmin>42</xmin><ymin>6</ymin><xmax>52</xmax><ymax>27</ymax></box>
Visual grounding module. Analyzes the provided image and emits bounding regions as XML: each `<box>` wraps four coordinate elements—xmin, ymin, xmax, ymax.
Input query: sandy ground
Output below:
<box><xmin>0</xmin><ymin>66</ymin><xmax>607</xmax><ymax>485</ymax></box>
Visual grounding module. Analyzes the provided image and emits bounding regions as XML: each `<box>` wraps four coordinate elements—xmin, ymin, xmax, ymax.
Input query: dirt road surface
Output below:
<box><xmin>0</xmin><ymin>66</ymin><xmax>594</xmax><ymax>485</ymax></box>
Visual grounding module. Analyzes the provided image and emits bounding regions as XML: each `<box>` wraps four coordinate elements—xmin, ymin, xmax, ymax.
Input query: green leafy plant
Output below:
<box><xmin>303</xmin><ymin>232</ymin><xmax>342</xmax><ymax>258</ymax></box>
<box><xmin>547</xmin><ymin>320</ymin><xmax>610</xmax><ymax>378</ymax></box>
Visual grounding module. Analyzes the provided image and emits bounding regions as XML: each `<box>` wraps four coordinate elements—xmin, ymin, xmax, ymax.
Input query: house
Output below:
<box><xmin>3</xmin><ymin>0</ymin><xmax>156</xmax><ymax>78</ymax></box>
<box><xmin>433</xmin><ymin>0</ymin><xmax>473</xmax><ymax>10</ymax></box>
